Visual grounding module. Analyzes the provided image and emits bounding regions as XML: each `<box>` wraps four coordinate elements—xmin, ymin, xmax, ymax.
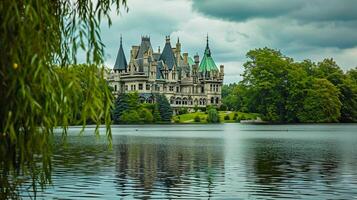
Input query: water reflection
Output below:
<box><xmin>114</xmin><ymin>136</ymin><xmax>225</xmax><ymax>198</ymax></box>
<box><xmin>243</xmin><ymin>138</ymin><xmax>356</xmax><ymax>199</ymax></box>
<box><xmin>21</xmin><ymin>124</ymin><xmax>357</xmax><ymax>199</ymax></box>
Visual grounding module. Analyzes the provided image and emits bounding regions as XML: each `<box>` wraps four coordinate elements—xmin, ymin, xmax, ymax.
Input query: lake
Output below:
<box><xmin>22</xmin><ymin>124</ymin><xmax>357</xmax><ymax>199</ymax></box>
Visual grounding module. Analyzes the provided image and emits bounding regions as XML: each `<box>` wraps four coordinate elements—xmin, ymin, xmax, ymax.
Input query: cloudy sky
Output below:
<box><xmin>100</xmin><ymin>0</ymin><xmax>357</xmax><ymax>83</ymax></box>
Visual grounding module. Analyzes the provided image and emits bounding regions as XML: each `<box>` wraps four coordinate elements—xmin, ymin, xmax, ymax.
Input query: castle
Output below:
<box><xmin>107</xmin><ymin>35</ymin><xmax>224</xmax><ymax>113</ymax></box>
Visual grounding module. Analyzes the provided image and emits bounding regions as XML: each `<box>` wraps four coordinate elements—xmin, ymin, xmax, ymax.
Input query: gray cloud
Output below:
<box><xmin>192</xmin><ymin>0</ymin><xmax>357</xmax><ymax>22</ymax></box>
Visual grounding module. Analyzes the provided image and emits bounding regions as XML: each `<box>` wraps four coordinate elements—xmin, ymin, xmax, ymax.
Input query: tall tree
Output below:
<box><xmin>156</xmin><ymin>94</ymin><xmax>173</xmax><ymax>122</ymax></box>
<box><xmin>242</xmin><ymin>47</ymin><xmax>292</xmax><ymax>122</ymax></box>
<box><xmin>112</xmin><ymin>93</ymin><xmax>130</xmax><ymax>124</ymax></box>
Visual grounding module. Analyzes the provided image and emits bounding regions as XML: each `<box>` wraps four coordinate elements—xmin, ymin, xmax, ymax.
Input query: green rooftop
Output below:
<box><xmin>199</xmin><ymin>37</ymin><xmax>218</xmax><ymax>72</ymax></box>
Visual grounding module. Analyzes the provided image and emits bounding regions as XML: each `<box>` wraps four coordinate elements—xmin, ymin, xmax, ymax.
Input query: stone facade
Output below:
<box><xmin>107</xmin><ymin>35</ymin><xmax>224</xmax><ymax>113</ymax></box>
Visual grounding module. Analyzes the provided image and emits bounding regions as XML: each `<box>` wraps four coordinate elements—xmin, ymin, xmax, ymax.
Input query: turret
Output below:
<box><xmin>113</xmin><ymin>35</ymin><xmax>128</xmax><ymax>73</ymax></box>
<box><xmin>220</xmin><ymin>64</ymin><xmax>224</xmax><ymax>78</ymax></box>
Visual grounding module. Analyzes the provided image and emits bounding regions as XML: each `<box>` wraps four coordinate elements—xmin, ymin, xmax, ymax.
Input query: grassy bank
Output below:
<box><xmin>173</xmin><ymin>111</ymin><xmax>260</xmax><ymax>124</ymax></box>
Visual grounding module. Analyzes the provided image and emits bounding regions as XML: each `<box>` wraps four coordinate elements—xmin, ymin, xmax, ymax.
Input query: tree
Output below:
<box><xmin>112</xmin><ymin>93</ymin><xmax>130</xmax><ymax>124</ymax></box>
<box><xmin>156</xmin><ymin>94</ymin><xmax>173</xmax><ymax>122</ymax></box>
<box><xmin>0</xmin><ymin>0</ymin><xmax>127</xmax><ymax>198</ymax></box>
<box><xmin>297</xmin><ymin>79</ymin><xmax>342</xmax><ymax>123</ymax></box>
<box><xmin>241</xmin><ymin>48</ymin><xmax>293</xmax><ymax>122</ymax></box>
<box><xmin>152</xmin><ymin>103</ymin><xmax>162</xmax><ymax>122</ymax></box>
<box><xmin>207</xmin><ymin>108</ymin><xmax>220</xmax><ymax>123</ymax></box>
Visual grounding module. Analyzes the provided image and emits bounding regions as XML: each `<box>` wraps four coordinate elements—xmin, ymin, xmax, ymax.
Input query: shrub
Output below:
<box><xmin>219</xmin><ymin>104</ymin><xmax>228</xmax><ymax>111</ymax></box>
<box><xmin>194</xmin><ymin>115</ymin><xmax>201</xmax><ymax>122</ymax></box>
<box><xmin>139</xmin><ymin>108</ymin><xmax>153</xmax><ymax>123</ymax></box>
<box><xmin>233</xmin><ymin>113</ymin><xmax>238</xmax><ymax>120</ymax></box>
<box><xmin>178</xmin><ymin>108</ymin><xmax>188</xmax><ymax>115</ymax></box>
<box><xmin>120</xmin><ymin>110</ymin><xmax>140</xmax><ymax>124</ymax></box>
<box><xmin>207</xmin><ymin>108</ymin><xmax>220</xmax><ymax>123</ymax></box>
<box><xmin>224</xmin><ymin>115</ymin><xmax>230</xmax><ymax>120</ymax></box>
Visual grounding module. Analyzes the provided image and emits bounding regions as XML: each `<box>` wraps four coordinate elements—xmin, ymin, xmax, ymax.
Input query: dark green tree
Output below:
<box><xmin>156</xmin><ymin>94</ymin><xmax>173</xmax><ymax>122</ymax></box>
<box><xmin>153</xmin><ymin>103</ymin><xmax>162</xmax><ymax>122</ymax></box>
<box><xmin>112</xmin><ymin>93</ymin><xmax>130</xmax><ymax>124</ymax></box>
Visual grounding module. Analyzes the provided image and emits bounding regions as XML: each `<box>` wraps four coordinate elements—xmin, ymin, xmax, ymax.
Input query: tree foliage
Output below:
<box><xmin>0</xmin><ymin>0</ymin><xmax>127</xmax><ymax>198</ymax></box>
<box><xmin>207</xmin><ymin>108</ymin><xmax>220</xmax><ymax>123</ymax></box>
<box><xmin>222</xmin><ymin>48</ymin><xmax>357</xmax><ymax>123</ymax></box>
<box><xmin>156</xmin><ymin>94</ymin><xmax>173</xmax><ymax>122</ymax></box>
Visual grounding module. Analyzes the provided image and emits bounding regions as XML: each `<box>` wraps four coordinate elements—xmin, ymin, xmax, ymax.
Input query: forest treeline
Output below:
<box><xmin>222</xmin><ymin>48</ymin><xmax>357</xmax><ymax>123</ymax></box>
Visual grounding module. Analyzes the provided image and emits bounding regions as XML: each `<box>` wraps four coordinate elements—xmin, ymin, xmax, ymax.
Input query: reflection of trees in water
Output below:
<box><xmin>244</xmin><ymin>139</ymin><xmax>344</xmax><ymax>195</ymax></box>
<box><xmin>114</xmin><ymin>137</ymin><xmax>225</xmax><ymax>198</ymax></box>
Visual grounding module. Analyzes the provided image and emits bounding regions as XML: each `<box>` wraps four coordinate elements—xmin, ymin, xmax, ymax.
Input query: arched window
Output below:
<box><xmin>211</xmin><ymin>97</ymin><xmax>214</xmax><ymax>104</ymax></box>
<box><xmin>183</xmin><ymin>98</ymin><xmax>188</xmax><ymax>105</ymax></box>
<box><xmin>176</xmin><ymin>97</ymin><xmax>181</xmax><ymax>105</ymax></box>
<box><xmin>216</xmin><ymin>97</ymin><xmax>219</xmax><ymax>104</ymax></box>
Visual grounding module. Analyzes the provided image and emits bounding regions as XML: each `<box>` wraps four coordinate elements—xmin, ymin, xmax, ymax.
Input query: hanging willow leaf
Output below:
<box><xmin>0</xmin><ymin>0</ymin><xmax>127</xmax><ymax>198</ymax></box>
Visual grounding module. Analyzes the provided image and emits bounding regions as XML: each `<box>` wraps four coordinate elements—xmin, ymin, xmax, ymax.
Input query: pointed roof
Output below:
<box><xmin>136</xmin><ymin>36</ymin><xmax>153</xmax><ymax>59</ymax></box>
<box><xmin>199</xmin><ymin>35</ymin><xmax>218</xmax><ymax>72</ymax></box>
<box><xmin>114</xmin><ymin>36</ymin><xmax>128</xmax><ymax>70</ymax></box>
<box><xmin>159</xmin><ymin>36</ymin><xmax>176</xmax><ymax>70</ymax></box>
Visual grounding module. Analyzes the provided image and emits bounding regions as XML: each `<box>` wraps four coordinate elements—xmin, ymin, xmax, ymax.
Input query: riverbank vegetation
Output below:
<box><xmin>222</xmin><ymin>48</ymin><xmax>357</xmax><ymax>123</ymax></box>
<box><xmin>112</xmin><ymin>92</ymin><xmax>173</xmax><ymax>124</ymax></box>
<box><xmin>173</xmin><ymin>111</ymin><xmax>260</xmax><ymax>123</ymax></box>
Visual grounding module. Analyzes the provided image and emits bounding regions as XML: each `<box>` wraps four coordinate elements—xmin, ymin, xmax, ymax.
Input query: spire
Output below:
<box><xmin>206</xmin><ymin>34</ymin><xmax>209</xmax><ymax>49</ymax></box>
<box><xmin>114</xmin><ymin>35</ymin><xmax>128</xmax><ymax>71</ymax></box>
<box><xmin>199</xmin><ymin>35</ymin><xmax>218</xmax><ymax>73</ymax></box>
<box><xmin>177</xmin><ymin>37</ymin><xmax>180</xmax><ymax>44</ymax></box>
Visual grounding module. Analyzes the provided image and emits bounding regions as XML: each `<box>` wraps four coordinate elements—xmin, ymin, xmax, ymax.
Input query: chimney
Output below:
<box><xmin>220</xmin><ymin>65</ymin><xmax>224</xmax><ymax>77</ymax></box>
<box><xmin>194</xmin><ymin>53</ymin><xmax>199</xmax><ymax>64</ymax></box>
<box><xmin>183</xmin><ymin>53</ymin><xmax>188</xmax><ymax>64</ymax></box>
<box><xmin>176</xmin><ymin>37</ymin><xmax>181</xmax><ymax>54</ymax></box>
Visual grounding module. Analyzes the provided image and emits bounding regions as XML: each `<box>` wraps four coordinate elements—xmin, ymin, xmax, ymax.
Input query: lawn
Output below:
<box><xmin>173</xmin><ymin>111</ymin><xmax>260</xmax><ymax>123</ymax></box>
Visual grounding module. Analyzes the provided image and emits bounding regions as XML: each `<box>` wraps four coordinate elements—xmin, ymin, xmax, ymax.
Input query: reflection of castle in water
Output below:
<box><xmin>114</xmin><ymin>137</ymin><xmax>225</xmax><ymax>197</ymax></box>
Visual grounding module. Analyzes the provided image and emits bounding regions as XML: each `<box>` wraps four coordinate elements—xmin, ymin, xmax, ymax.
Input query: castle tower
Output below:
<box><xmin>199</xmin><ymin>35</ymin><xmax>219</xmax><ymax>79</ymax></box>
<box><xmin>113</xmin><ymin>35</ymin><xmax>128</xmax><ymax>73</ymax></box>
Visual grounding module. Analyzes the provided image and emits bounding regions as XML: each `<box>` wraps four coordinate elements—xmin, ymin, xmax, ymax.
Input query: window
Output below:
<box><xmin>176</xmin><ymin>87</ymin><xmax>180</xmax><ymax>93</ymax></box>
<box><xmin>125</xmin><ymin>85</ymin><xmax>128</xmax><ymax>91</ymax></box>
<box><xmin>146</xmin><ymin>84</ymin><xmax>150</xmax><ymax>90</ymax></box>
<box><xmin>201</xmin><ymin>87</ymin><xmax>204</xmax><ymax>93</ymax></box>
<box><xmin>139</xmin><ymin>84</ymin><xmax>143</xmax><ymax>90</ymax></box>
<box><xmin>114</xmin><ymin>85</ymin><xmax>117</xmax><ymax>91</ymax></box>
<box><xmin>169</xmin><ymin>86</ymin><xmax>174</xmax><ymax>91</ymax></box>
<box><xmin>156</xmin><ymin>85</ymin><xmax>160</xmax><ymax>91</ymax></box>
